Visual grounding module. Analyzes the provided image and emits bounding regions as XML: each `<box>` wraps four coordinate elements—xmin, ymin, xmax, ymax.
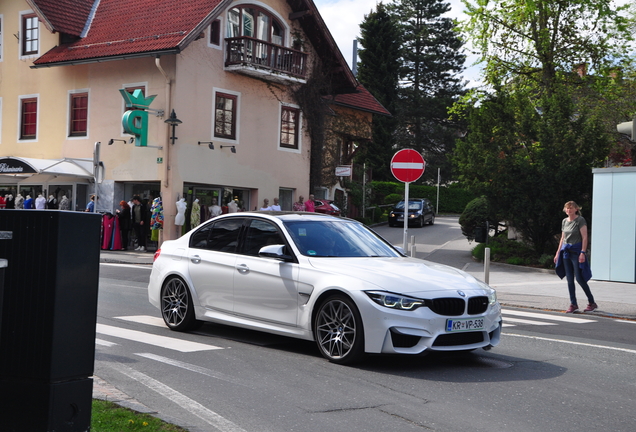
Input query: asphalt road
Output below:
<box><xmin>95</xmin><ymin>219</ymin><xmax>636</xmax><ymax>432</ymax></box>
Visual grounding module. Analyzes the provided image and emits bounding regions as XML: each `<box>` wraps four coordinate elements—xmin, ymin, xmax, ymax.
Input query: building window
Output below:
<box><xmin>210</xmin><ymin>19</ymin><xmax>221</xmax><ymax>46</ymax></box>
<box><xmin>20</xmin><ymin>97</ymin><xmax>37</xmax><ymax>140</ymax></box>
<box><xmin>21</xmin><ymin>13</ymin><xmax>39</xmax><ymax>56</ymax></box>
<box><xmin>214</xmin><ymin>93</ymin><xmax>237</xmax><ymax>140</ymax></box>
<box><xmin>69</xmin><ymin>92</ymin><xmax>88</xmax><ymax>136</ymax></box>
<box><xmin>280</xmin><ymin>106</ymin><xmax>300</xmax><ymax>149</ymax></box>
<box><xmin>226</xmin><ymin>5</ymin><xmax>284</xmax><ymax>45</ymax></box>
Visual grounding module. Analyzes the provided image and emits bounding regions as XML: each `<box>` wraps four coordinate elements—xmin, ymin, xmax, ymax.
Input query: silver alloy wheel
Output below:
<box><xmin>315</xmin><ymin>297</ymin><xmax>359</xmax><ymax>362</ymax></box>
<box><xmin>161</xmin><ymin>278</ymin><xmax>189</xmax><ymax>328</ymax></box>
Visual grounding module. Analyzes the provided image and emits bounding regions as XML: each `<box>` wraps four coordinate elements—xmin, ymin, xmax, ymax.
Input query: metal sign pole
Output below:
<box><xmin>403</xmin><ymin>181</ymin><xmax>409</xmax><ymax>252</ymax></box>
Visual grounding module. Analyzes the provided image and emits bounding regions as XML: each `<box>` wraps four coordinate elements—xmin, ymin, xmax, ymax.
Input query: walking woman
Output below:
<box><xmin>554</xmin><ymin>201</ymin><xmax>597</xmax><ymax>313</ymax></box>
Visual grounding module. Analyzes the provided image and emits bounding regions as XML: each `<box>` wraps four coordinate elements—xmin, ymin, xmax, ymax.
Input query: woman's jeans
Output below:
<box><xmin>563</xmin><ymin>252</ymin><xmax>594</xmax><ymax>306</ymax></box>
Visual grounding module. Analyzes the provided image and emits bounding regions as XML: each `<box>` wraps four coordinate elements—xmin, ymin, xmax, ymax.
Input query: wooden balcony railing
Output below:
<box><xmin>225</xmin><ymin>37</ymin><xmax>307</xmax><ymax>79</ymax></box>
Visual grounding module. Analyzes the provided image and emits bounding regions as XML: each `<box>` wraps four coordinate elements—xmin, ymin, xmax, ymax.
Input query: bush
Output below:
<box><xmin>384</xmin><ymin>193</ymin><xmax>403</xmax><ymax>205</ymax></box>
<box><xmin>459</xmin><ymin>196</ymin><xmax>490</xmax><ymax>241</ymax></box>
<box><xmin>370</xmin><ymin>181</ymin><xmax>476</xmax><ymax>213</ymax></box>
<box><xmin>470</xmin><ymin>234</ymin><xmax>554</xmax><ymax>268</ymax></box>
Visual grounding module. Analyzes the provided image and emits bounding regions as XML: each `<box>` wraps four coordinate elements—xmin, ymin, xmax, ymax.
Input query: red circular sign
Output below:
<box><xmin>391</xmin><ymin>149</ymin><xmax>425</xmax><ymax>183</ymax></box>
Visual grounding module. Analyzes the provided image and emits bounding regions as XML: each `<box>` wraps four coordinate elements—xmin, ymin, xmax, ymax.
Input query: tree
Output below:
<box><xmin>454</xmin><ymin>0</ymin><xmax>635</xmax><ymax>253</ymax></box>
<box><xmin>391</xmin><ymin>0</ymin><xmax>467</xmax><ymax>183</ymax></box>
<box><xmin>454</xmin><ymin>84</ymin><xmax>609</xmax><ymax>254</ymax></box>
<box><xmin>356</xmin><ymin>3</ymin><xmax>401</xmax><ymax>181</ymax></box>
<box><xmin>461</xmin><ymin>0</ymin><xmax>634</xmax><ymax>92</ymax></box>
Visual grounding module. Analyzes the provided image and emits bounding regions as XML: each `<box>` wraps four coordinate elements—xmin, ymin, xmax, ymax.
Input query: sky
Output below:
<box><xmin>312</xmin><ymin>0</ymin><xmax>483</xmax><ymax>87</ymax></box>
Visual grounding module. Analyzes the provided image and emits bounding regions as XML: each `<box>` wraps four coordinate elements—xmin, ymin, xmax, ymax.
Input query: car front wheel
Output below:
<box><xmin>161</xmin><ymin>277</ymin><xmax>201</xmax><ymax>331</ymax></box>
<box><xmin>314</xmin><ymin>295</ymin><xmax>365</xmax><ymax>364</ymax></box>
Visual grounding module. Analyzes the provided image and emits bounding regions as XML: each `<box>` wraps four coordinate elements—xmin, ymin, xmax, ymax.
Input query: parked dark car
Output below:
<box><xmin>314</xmin><ymin>199</ymin><xmax>341</xmax><ymax>216</ymax></box>
<box><xmin>388</xmin><ymin>199</ymin><xmax>435</xmax><ymax>227</ymax></box>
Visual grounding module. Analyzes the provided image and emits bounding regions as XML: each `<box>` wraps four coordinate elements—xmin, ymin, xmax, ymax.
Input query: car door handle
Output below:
<box><xmin>236</xmin><ymin>263</ymin><xmax>249</xmax><ymax>273</ymax></box>
<box><xmin>190</xmin><ymin>255</ymin><xmax>201</xmax><ymax>264</ymax></box>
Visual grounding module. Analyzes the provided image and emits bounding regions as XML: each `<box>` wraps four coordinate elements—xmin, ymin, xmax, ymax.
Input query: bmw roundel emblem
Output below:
<box><xmin>457</xmin><ymin>290</ymin><xmax>466</xmax><ymax>297</ymax></box>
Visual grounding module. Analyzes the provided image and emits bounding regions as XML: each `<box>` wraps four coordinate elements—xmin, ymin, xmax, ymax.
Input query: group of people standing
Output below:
<box><xmin>259</xmin><ymin>197</ymin><xmax>283</xmax><ymax>211</ymax></box>
<box><xmin>114</xmin><ymin>195</ymin><xmax>150</xmax><ymax>251</ymax></box>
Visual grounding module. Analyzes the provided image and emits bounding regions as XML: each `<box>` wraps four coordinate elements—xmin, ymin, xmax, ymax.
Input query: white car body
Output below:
<box><xmin>148</xmin><ymin>212</ymin><xmax>502</xmax><ymax>363</ymax></box>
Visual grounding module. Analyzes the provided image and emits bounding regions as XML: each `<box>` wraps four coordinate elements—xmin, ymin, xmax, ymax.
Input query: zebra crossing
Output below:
<box><xmin>501</xmin><ymin>308</ymin><xmax>596</xmax><ymax>328</ymax></box>
<box><xmin>95</xmin><ymin>311</ymin><xmax>598</xmax><ymax>354</ymax></box>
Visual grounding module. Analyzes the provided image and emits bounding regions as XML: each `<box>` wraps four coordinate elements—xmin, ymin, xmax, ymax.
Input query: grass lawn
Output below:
<box><xmin>91</xmin><ymin>400</ymin><xmax>188</xmax><ymax>431</ymax></box>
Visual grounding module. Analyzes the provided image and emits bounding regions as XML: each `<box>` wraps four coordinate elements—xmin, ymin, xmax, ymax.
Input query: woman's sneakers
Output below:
<box><xmin>584</xmin><ymin>303</ymin><xmax>598</xmax><ymax>312</ymax></box>
<box><xmin>566</xmin><ymin>304</ymin><xmax>579</xmax><ymax>313</ymax></box>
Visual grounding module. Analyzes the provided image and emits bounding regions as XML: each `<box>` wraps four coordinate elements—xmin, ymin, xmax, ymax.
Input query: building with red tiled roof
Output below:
<box><xmin>1</xmin><ymin>0</ymin><xmax>389</xmax><ymax>239</ymax></box>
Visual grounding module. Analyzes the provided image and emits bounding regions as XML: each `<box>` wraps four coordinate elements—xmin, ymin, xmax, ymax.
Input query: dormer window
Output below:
<box><xmin>21</xmin><ymin>13</ymin><xmax>39</xmax><ymax>56</ymax></box>
<box><xmin>227</xmin><ymin>6</ymin><xmax>284</xmax><ymax>46</ymax></box>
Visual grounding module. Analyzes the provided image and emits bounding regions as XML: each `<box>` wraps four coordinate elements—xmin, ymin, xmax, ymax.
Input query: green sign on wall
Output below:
<box><xmin>119</xmin><ymin>89</ymin><xmax>157</xmax><ymax>147</ymax></box>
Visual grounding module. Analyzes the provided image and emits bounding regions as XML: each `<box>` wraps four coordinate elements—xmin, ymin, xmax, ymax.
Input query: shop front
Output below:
<box><xmin>0</xmin><ymin>157</ymin><xmax>94</xmax><ymax>211</ymax></box>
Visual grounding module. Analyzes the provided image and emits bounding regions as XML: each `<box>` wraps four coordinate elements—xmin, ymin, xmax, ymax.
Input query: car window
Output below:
<box><xmin>242</xmin><ymin>219</ymin><xmax>287</xmax><ymax>257</ymax></box>
<box><xmin>190</xmin><ymin>218</ymin><xmax>244</xmax><ymax>252</ymax></box>
<box><xmin>283</xmin><ymin>220</ymin><xmax>400</xmax><ymax>258</ymax></box>
<box><xmin>190</xmin><ymin>224</ymin><xmax>212</xmax><ymax>249</ymax></box>
<box><xmin>408</xmin><ymin>201</ymin><xmax>423</xmax><ymax>210</ymax></box>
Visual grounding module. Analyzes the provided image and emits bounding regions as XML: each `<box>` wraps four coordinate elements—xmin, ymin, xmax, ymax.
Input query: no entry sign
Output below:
<box><xmin>391</xmin><ymin>149</ymin><xmax>425</xmax><ymax>183</ymax></box>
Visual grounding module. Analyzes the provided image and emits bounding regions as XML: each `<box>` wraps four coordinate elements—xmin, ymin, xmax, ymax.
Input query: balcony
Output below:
<box><xmin>225</xmin><ymin>37</ymin><xmax>307</xmax><ymax>83</ymax></box>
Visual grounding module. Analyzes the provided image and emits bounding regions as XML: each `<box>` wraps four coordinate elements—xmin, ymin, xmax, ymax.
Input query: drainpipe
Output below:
<box><xmin>156</xmin><ymin>56</ymin><xmax>174</xmax><ymax>242</ymax></box>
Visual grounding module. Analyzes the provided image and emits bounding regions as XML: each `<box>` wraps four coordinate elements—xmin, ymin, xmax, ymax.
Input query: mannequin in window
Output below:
<box><xmin>209</xmin><ymin>197</ymin><xmax>222</xmax><ymax>217</ymax></box>
<box><xmin>15</xmin><ymin>194</ymin><xmax>24</xmax><ymax>209</ymax></box>
<box><xmin>5</xmin><ymin>194</ymin><xmax>14</xmax><ymax>209</ymax></box>
<box><xmin>175</xmin><ymin>198</ymin><xmax>187</xmax><ymax>226</ymax></box>
<box><xmin>191</xmin><ymin>199</ymin><xmax>201</xmax><ymax>227</ymax></box>
<box><xmin>47</xmin><ymin>195</ymin><xmax>58</xmax><ymax>209</ymax></box>
<box><xmin>59</xmin><ymin>195</ymin><xmax>70</xmax><ymax>210</ymax></box>
<box><xmin>35</xmin><ymin>193</ymin><xmax>46</xmax><ymax>209</ymax></box>
<box><xmin>24</xmin><ymin>195</ymin><xmax>33</xmax><ymax>209</ymax></box>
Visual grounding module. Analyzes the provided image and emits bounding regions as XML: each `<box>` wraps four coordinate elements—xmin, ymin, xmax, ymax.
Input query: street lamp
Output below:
<box><xmin>164</xmin><ymin>109</ymin><xmax>182</xmax><ymax>145</ymax></box>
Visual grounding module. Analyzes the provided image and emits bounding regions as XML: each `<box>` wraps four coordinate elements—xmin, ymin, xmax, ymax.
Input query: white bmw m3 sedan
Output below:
<box><xmin>148</xmin><ymin>212</ymin><xmax>502</xmax><ymax>364</ymax></box>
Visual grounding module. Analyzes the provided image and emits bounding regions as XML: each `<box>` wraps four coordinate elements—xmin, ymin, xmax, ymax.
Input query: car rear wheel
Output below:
<box><xmin>161</xmin><ymin>277</ymin><xmax>201</xmax><ymax>331</ymax></box>
<box><xmin>314</xmin><ymin>295</ymin><xmax>365</xmax><ymax>364</ymax></box>
<box><xmin>429</xmin><ymin>214</ymin><xmax>435</xmax><ymax>225</ymax></box>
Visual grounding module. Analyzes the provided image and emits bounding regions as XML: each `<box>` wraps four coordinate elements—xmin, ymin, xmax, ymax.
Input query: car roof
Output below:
<box><xmin>214</xmin><ymin>211</ymin><xmax>352</xmax><ymax>223</ymax></box>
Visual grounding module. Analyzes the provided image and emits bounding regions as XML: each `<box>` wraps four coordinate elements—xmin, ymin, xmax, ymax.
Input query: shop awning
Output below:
<box><xmin>0</xmin><ymin>157</ymin><xmax>94</xmax><ymax>178</ymax></box>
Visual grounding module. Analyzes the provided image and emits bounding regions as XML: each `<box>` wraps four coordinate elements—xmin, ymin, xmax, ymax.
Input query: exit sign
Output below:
<box><xmin>157</xmin><ymin>157</ymin><xmax>163</xmax><ymax>163</ymax></box>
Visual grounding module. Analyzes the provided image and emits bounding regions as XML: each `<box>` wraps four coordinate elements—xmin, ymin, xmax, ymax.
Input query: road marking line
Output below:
<box><xmin>96</xmin><ymin>338</ymin><xmax>118</xmax><ymax>347</ymax></box>
<box><xmin>101</xmin><ymin>263</ymin><xmax>152</xmax><ymax>269</ymax></box>
<box><xmin>503</xmin><ymin>317</ymin><xmax>557</xmax><ymax>326</ymax></box>
<box><xmin>506</xmin><ymin>333</ymin><xmax>636</xmax><ymax>355</ymax></box>
<box><xmin>114</xmin><ymin>363</ymin><xmax>247</xmax><ymax>432</ymax></box>
<box><xmin>96</xmin><ymin>324</ymin><xmax>222</xmax><ymax>352</ymax></box>
<box><xmin>502</xmin><ymin>309</ymin><xmax>596</xmax><ymax>323</ymax></box>
<box><xmin>136</xmin><ymin>353</ymin><xmax>249</xmax><ymax>387</ymax></box>
<box><xmin>115</xmin><ymin>315</ymin><xmax>167</xmax><ymax>327</ymax></box>
<box><xmin>615</xmin><ymin>320</ymin><xmax>636</xmax><ymax>324</ymax></box>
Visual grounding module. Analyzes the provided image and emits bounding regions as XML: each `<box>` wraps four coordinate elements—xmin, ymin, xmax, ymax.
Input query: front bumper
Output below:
<box><xmin>356</xmin><ymin>292</ymin><xmax>502</xmax><ymax>354</ymax></box>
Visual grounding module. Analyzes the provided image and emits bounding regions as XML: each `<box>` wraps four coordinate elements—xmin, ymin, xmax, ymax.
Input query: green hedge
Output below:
<box><xmin>371</xmin><ymin>181</ymin><xmax>475</xmax><ymax>214</ymax></box>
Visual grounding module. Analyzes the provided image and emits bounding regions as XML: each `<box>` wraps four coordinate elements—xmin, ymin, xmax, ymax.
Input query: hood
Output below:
<box><xmin>308</xmin><ymin>256</ymin><xmax>488</xmax><ymax>296</ymax></box>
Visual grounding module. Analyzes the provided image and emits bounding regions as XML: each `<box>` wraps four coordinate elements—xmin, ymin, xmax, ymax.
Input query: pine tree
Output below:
<box><xmin>356</xmin><ymin>3</ymin><xmax>401</xmax><ymax>181</ymax></box>
<box><xmin>390</xmin><ymin>0</ymin><xmax>465</xmax><ymax>183</ymax></box>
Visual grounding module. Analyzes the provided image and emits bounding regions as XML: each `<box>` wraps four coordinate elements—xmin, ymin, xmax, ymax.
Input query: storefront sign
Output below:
<box><xmin>335</xmin><ymin>165</ymin><xmax>352</xmax><ymax>177</ymax></box>
<box><xmin>119</xmin><ymin>89</ymin><xmax>157</xmax><ymax>147</ymax></box>
<box><xmin>0</xmin><ymin>158</ymin><xmax>37</xmax><ymax>174</ymax></box>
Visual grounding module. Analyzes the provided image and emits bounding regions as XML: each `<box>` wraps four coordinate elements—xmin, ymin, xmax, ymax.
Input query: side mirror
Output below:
<box><xmin>259</xmin><ymin>244</ymin><xmax>293</xmax><ymax>261</ymax></box>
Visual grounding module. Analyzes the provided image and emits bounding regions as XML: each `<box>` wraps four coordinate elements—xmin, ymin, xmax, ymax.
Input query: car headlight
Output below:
<box><xmin>365</xmin><ymin>291</ymin><xmax>424</xmax><ymax>311</ymax></box>
<box><xmin>487</xmin><ymin>288</ymin><xmax>497</xmax><ymax>305</ymax></box>
<box><xmin>474</xmin><ymin>279</ymin><xmax>498</xmax><ymax>305</ymax></box>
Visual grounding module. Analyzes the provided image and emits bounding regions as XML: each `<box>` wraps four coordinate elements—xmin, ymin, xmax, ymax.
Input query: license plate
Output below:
<box><xmin>397</xmin><ymin>217</ymin><xmax>404</xmax><ymax>222</ymax></box>
<box><xmin>446</xmin><ymin>317</ymin><xmax>484</xmax><ymax>332</ymax></box>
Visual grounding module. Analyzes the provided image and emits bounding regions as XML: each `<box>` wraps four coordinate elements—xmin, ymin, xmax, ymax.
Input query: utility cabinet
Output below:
<box><xmin>0</xmin><ymin>210</ymin><xmax>102</xmax><ymax>431</ymax></box>
<box><xmin>591</xmin><ymin>167</ymin><xmax>636</xmax><ymax>283</ymax></box>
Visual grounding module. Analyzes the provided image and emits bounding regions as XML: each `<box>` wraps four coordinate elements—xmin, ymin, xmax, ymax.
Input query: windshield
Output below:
<box><xmin>394</xmin><ymin>201</ymin><xmax>422</xmax><ymax>211</ymax></box>
<box><xmin>283</xmin><ymin>220</ymin><xmax>401</xmax><ymax>258</ymax></box>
